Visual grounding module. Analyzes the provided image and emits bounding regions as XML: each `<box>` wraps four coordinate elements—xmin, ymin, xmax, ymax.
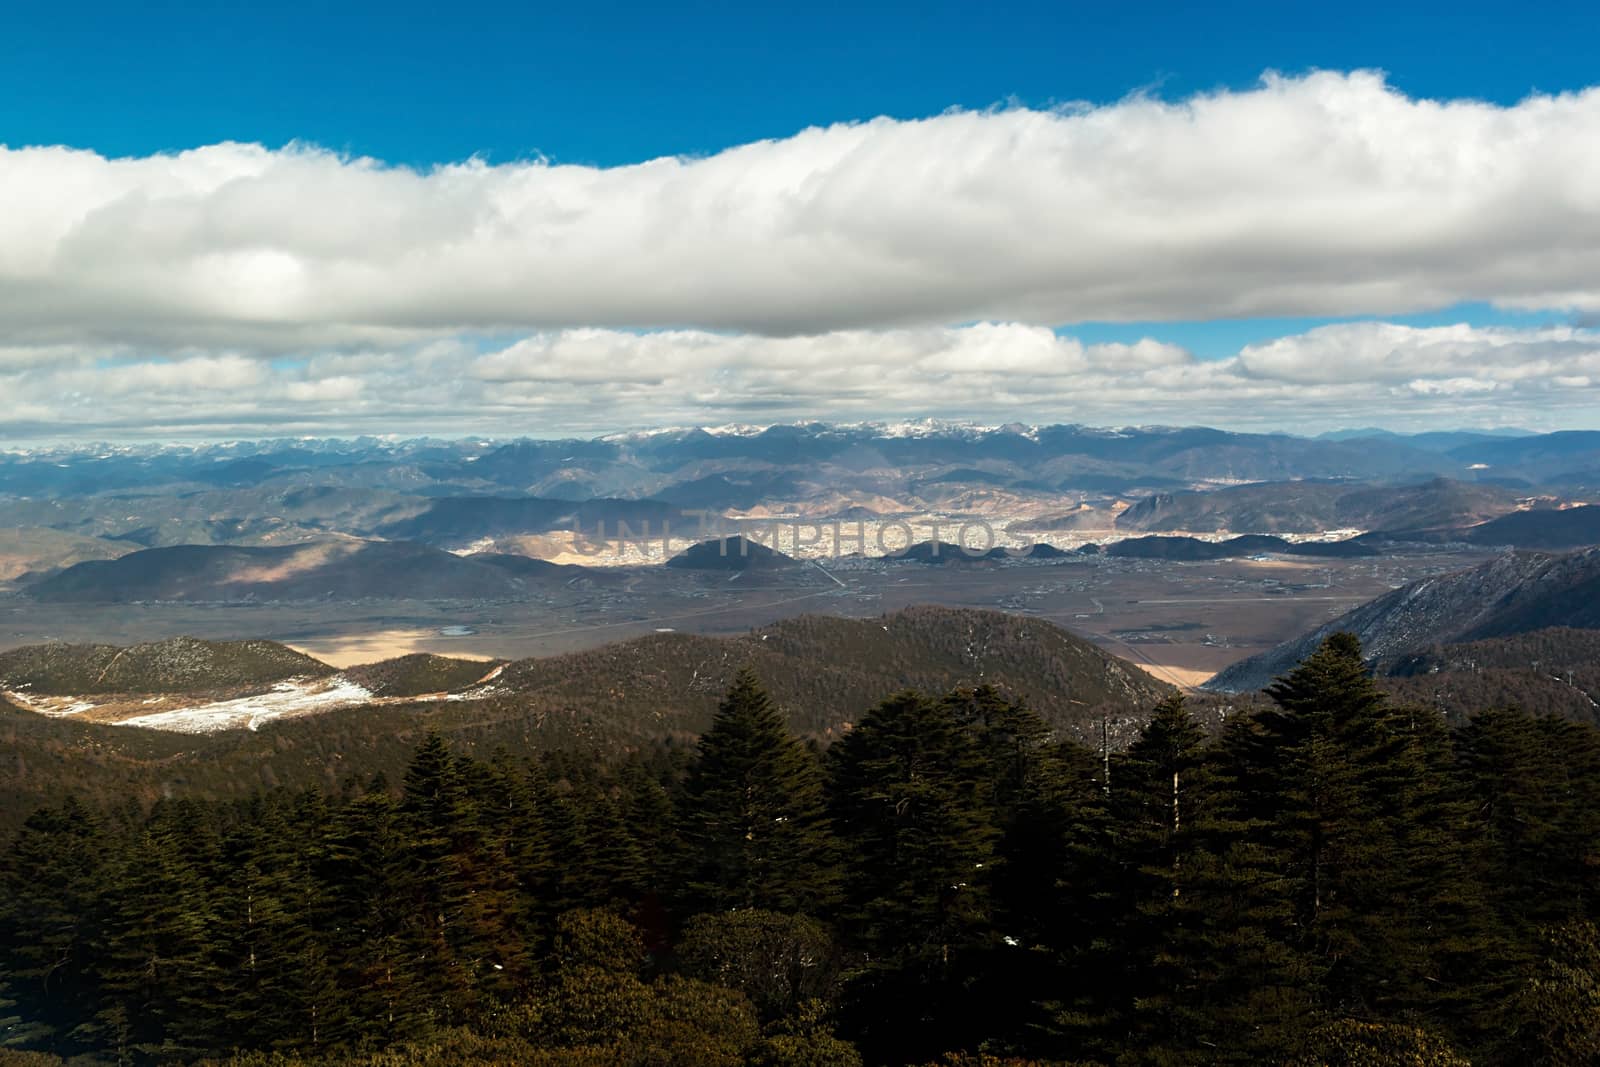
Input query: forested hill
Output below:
<box><xmin>0</xmin><ymin>608</ymin><xmax>1169</xmax><ymax>835</ymax></box>
<box><xmin>2</xmin><ymin>640</ymin><xmax>1598</xmax><ymax>1065</ymax></box>
<box><xmin>488</xmin><ymin>606</ymin><xmax>1169</xmax><ymax>739</ymax></box>
<box><xmin>1206</xmin><ymin>547</ymin><xmax>1600</xmax><ymax>692</ymax></box>
<box><xmin>0</xmin><ymin>636</ymin><xmax>332</xmax><ymax>695</ymax></box>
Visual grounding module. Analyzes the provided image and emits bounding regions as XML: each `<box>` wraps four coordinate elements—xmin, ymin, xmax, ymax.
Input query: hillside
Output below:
<box><xmin>0</xmin><ymin>526</ymin><xmax>132</xmax><ymax>582</ymax></box>
<box><xmin>489</xmin><ymin>606</ymin><xmax>1170</xmax><ymax>740</ymax></box>
<box><xmin>665</xmin><ymin>535</ymin><xmax>799</xmax><ymax>570</ymax></box>
<box><xmin>378</xmin><ymin>496</ymin><xmax>691</xmax><ymax>545</ymax></box>
<box><xmin>1375</xmin><ymin>627</ymin><xmax>1600</xmax><ymax>726</ymax></box>
<box><xmin>0</xmin><ymin>607</ymin><xmax>1170</xmax><ymax>832</ymax></box>
<box><xmin>1102</xmin><ymin>534</ymin><xmax>1376</xmax><ymax>560</ymax></box>
<box><xmin>1117</xmin><ymin>477</ymin><xmax>1520</xmax><ymax>534</ymax></box>
<box><xmin>22</xmin><ymin>539</ymin><xmax>574</xmax><ymax>602</ymax></box>
<box><xmin>342</xmin><ymin>653</ymin><xmax>502</xmax><ymax>696</ymax></box>
<box><xmin>1456</xmin><ymin>504</ymin><xmax>1600</xmax><ymax>549</ymax></box>
<box><xmin>1205</xmin><ymin>548</ymin><xmax>1600</xmax><ymax>692</ymax></box>
<box><xmin>0</xmin><ymin>636</ymin><xmax>332</xmax><ymax>694</ymax></box>
<box><xmin>0</xmin><ymin>485</ymin><xmax>429</xmax><ymax>548</ymax></box>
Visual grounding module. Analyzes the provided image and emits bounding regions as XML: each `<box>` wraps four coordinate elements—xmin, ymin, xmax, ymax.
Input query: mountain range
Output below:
<box><xmin>6</xmin><ymin>422</ymin><xmax>1597</xmax><ymax>510</ymax></box>
<box><xmin>5</xmin><ymin>425</ymin><xmax>1600</xmax><ymax>586</ymax></box>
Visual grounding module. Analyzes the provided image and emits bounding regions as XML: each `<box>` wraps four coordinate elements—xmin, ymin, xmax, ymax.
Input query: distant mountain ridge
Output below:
<box><xmin>1117</xmin><ymin>477</ymin><xmax>1525</xmax><ymax>534</ymax></box>
<box><xmin>1205</xmin><ymin>548</ymin><xmax>1600</xmax><ymax>692</ymax></box>
<box><xmin>3</xmin><ymin>427</ymin><xmax>1596</xmax><ymax>584</ymax></box>
<box><xmin>22</xmin><ymin>540</ymin><xmax>578</xmax><ymax>603</ymax></box>
<box><xmin>1101</xmin><ymin>534</ymin><xmax>1376</xmax><ymax>560</ymax></box>
<box><xmin>6</xmin><ymin>424</ymin><xmax>1587</xmax><ymax>507</ymax></box>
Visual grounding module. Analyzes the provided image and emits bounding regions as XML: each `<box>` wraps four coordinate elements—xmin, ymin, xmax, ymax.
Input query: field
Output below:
<box><xmin>0</xmin><ymin>548</ymin><xmax>1493</xmax><ymax>687</ymax></box>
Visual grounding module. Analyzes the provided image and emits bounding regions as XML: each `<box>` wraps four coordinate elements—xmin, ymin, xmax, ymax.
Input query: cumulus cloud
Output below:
<box><xmin>5</xmin><ymin>71</ymin><xmax>1600</xmax><ymax>350</ymax></box>
<box><xmin>5</xmin><ymin>321</ymin><xmax>1600</xmax><ymax>439</ymax></box>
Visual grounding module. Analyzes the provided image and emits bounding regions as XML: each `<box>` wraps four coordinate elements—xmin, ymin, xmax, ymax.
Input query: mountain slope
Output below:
<box><xmin>23</xmin><ymin>540</ymin><xmax>574</xmax><ymax>602</ymax></box>
<box><xmin>1117</xmin><ymin>478</ymin><xmax>1520</xmax><ymax>534</ymax></box>
<box><xmin>0</xmin><ymin>636</ymin><xmax>333</xmax><ymax>694</ymax></box>
<box><xmin>1457</xmin><ymin>504</ymin><xmax>1600</xmax><ymax>549</ymax></box>
<box><xmin>0</xmin><ymin>607</ymin><xmax>1171</xmax><ymax>835</ymax></box>
<box><xmin>486</xmin><ymin>606</ymin><xmax>1170</xmax><ymax>741</ymax></box>
<box><xmin>1205</xmin><ymin>548</ymin><xmax>1600</xmax><ymax>692</ymax></box>
<box><xmin>1376</xmin><ymin>627</ymin><xmax>1600</xmax><ymax>727</ymax></box>
<box><xmin>0</xmin><ymin>527</ymin><xmax>132</xmax><ymax>581</ymax></box>
<box><xmin>1103</xmin><ymin>534</ymin><xmax>1376</xmax><ymax>560</ymax></box>
<box><xmin>378</xmin><ymin>496</ymin><xmax>691</xmax><ymax>545</ymax></box>
<box><xmin>666</xmin><ymin>535</ymin><xmax>799</xmax><ymax>570</ymax></box>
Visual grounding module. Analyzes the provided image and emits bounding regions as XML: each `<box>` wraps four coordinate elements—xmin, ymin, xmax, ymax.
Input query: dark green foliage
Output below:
<box><xmin>2</xmin><ymin>658</ymin><xmax>1599</xmax><ymax>1066</ymax></box>
<box><xmin>827</xmin><ymin>691</ymin><xmax>998</xmax><ymax>960</ymax></box>
<box><xmin>1102</xmin><ymin>693</ymin><xmax>1214</xmax><ymax>1058</ymax></box>
<box><xmin>0</xmin><ymin>637</ymin><xmax>333</xmax><ymax>696</ymax></box>
<box><xmin>1287</xmin><ymin>1019</ymin><xmax>1471</xmax><ymax>1066</ymax></box>
<box><xmin>1141</xmin><ymin>634</ymin><xmax>1515</xmax><ymax>1062</ymax></box>
<box><xmin>675</xmin><ymin>670</ymin><xmax>838</xmax><ymax>916</ymax></box>
<box><xmin>0</xmin><ymin>796</ymin><xmax>107</xmax><ymax>1053</ymax></box>
<box><xmin>0</xmin><ymin>607</ymin><xmax>1171</xmax><ymax>843</ymax></box>
<box><xmin>342</xmin><ymin>654</ymin><xmax>499</xmax><ymax>697</ymax></box>
<box><xmin>1504</xmin><ymin>921</ymin><xmax>1600</xmax><ymax>1066</ymax></box>
<box><xmin>1457</xmin><ymin>708</ymin><xmax>1600</xmax><ymax>931</ymax></box>
<box><xmin>677</xmin><ymin>910</ymin><xmax>842</xmax><ymax>1020</ymax></box>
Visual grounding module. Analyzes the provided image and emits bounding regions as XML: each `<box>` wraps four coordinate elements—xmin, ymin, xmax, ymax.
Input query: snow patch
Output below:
<box><xmin>111</xmin><ymin>677</ymin><xmax>375</xmax><ymax>734</ymax></box>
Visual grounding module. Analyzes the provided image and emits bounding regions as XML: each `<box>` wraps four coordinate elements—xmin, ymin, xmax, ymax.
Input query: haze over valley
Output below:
<box><xmin>4</xmin><ymin>422</ymin><xmax>1588</xmax><ymax>689</ymax></box>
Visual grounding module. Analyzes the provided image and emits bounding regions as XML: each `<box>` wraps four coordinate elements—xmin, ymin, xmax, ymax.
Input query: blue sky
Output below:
<box><xmin>3</xmin><ymin>3</ymin><xmax>1600</xmax><ymax>436</ymax></box>
<box><xmin>5</xmin><ymin>2</ymin><xmax>1594</xmax><ymax>166</ymax></box>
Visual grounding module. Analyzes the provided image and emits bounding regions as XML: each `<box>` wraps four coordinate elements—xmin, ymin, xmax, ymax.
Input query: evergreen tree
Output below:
<box><xmin>1105</xmin><ymin>693</ymin><xmax>1214</xmax><ymax>1059</ymax></box>
<box><xmin>0</xmin><ymin>797</ymin><xmax>108</xmax><ymax>1054</ymax></box>
<box><xmin>826</xmin><ymin>690</ymin><xmax>1000</xmax><ymax>1064</ymax></box>
<box><xmin>398</xmin><ymin>733</ymin><xmax>526</xmax><ymax>1024</ymax></box>
<box><xmin>1458</xmin><ymin>709</ymin><xmax>1600</xmax><ymax>933</ymax></box>
<box><xmin>674</xmin><ymin>671</ymin><xmax>839</xmax><ymax>916</ymax></box>
<box><xmin>570</xmin><ymin>785</ymin><xmax>648</xmax><ymax>909</ymax></box>
<box><xmin>945</xmin><ymin>686</ymin><xmax>1114</xmax><ymax>1055</ymax></box>
<box><xmin>1504</xmin><ymin>920</ymin><xmax>1600</xmax><ymax>1066</ymax></box>
<box><xmin>93</xmin><ymin>823</ymin><xmax>223</xmax><ymax>1060</ymax></box>
<box><xmin>212</xmin><ymin>793</ymin><xmax>349</xmax><ymax>1053</ymax></box>
<box><xmin>478</xmin><ymin>750</ymin><xmax>558</xmax><ymax>939</ymax></box>
<box><xmin>1192</xmin><ymin>634</ymin><xmax>1405</xmax><ymax>1056</ymax></box>
<box><xmin>322</xmin><ymin>774</ymin><xmax>431</xmax><ymax>1042</ymax></box>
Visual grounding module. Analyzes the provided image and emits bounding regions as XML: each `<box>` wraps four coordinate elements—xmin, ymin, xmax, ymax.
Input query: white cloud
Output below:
<box><xmin>5</xmin><ymin>321</ymin><xmax>1600</xmax><ymax>439</ymax></box>
<box><xmin>5</xmin><ymin>71</ymin><xmax>1600</xmax><ymax>350</ymax></box>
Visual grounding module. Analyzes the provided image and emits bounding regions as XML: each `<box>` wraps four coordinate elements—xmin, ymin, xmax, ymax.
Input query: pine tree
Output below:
<box><xmin>478</xmin><ymin>750</ymin><xmax>557</xmax><ymax>939</ymax></box>
<box><xmin>945</xmin><ymin>686</ymin><xmax>1114</xmax><ymax>1055</ymax></box>
<box><xmin>0</xmin><ymin>797</ymin><xmax>108</xmax><ymax>1053</ymax></box>
<box><xmin>1458</xmin><ymin>709</ymin><xmax>1600</xmax><ymax>933</ymax></box>
<box><xmin>212</xmin><ymin>792</ymin><xmax>349</xmax><ymax>1053</ymax></box>
<box><xmin>617</xmin><ymin>754</ymin><xmax>677</xmax><ymax>897</ymax></box>
<box><xmin>1106</xmin><ymin>693</ymin><xmax>1214</xmax><ymax>1059</ymax></box>
<box><xmin>674</xmin><ymin>671</ymin><xmax>839</xmax><ymax>916</ymax></box>
<box><xmin>322</xmin><ymin>774</ymin><xmax>430</xmax><ymax>1042</ymax></box>
<box><xmin>570</xmin><ymin>785</ymin><xmax>648</xmax><ymax>908</ymax></box>
<box><xmin>397</xmin><ymin>733</ymin><xmax>526</xmax><ymax>1024</ymax></box>
<box><xmin>1370</xmin><ymin>702</ymin><xmax>1512</xmax><ymax>1048</ymax></box>
<box><xmin>826</xmin><ymin>689</ymin><xmax>1000</xmax><ymax>1064</ymax></box>
<box><xmin>1189</xmin><ymin>634</ymin><xmax>1400</xmax><ymax>1056</ymax></box>
<box><xmin>94</xmin><ymin>822</ymin><xmax>223</xmax><ymax>1060</ymax></box>
<box><xmin>1183</xmin><ymin>633</ymin><xmax>1508</xmax><ymax>1060</ymax></box>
